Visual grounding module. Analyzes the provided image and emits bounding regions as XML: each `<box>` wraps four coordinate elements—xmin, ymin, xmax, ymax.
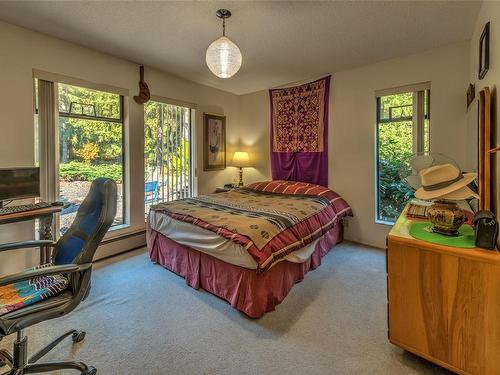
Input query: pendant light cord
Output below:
<box><xmin>222</xmin><ymin>18</ymin><xmax>226</xmax><ymax>36</ymax></box>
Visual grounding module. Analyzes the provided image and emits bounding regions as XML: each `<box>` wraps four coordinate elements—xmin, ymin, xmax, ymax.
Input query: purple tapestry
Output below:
<box><xmin>269</xmin><ymin>76</ymin><xmax>331</xmax><ymax>187</ymax></box>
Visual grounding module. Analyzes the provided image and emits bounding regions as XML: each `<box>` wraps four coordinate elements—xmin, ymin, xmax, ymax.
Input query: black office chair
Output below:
<box><xmin>0</xmin><ymin>178</ymin><xmax>117</xmax><ymax>375</ymax></box>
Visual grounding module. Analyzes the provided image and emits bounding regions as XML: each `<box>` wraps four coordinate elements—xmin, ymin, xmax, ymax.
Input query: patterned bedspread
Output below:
<box><xmin>150</xmin><ymin>180</ymin><xmax>352</xmax><ymax>272</ymax></box>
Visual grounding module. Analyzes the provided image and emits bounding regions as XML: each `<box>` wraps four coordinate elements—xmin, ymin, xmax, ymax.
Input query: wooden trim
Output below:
<box><xmin>149</xmin><ymin>94</ymin><xmax>197</xmax><ymax>110</ymax></box>
<box><xmin>374</xmin><ymin>81</ymin><xmax>431</xmax><ymax>97</ymax></box>
<box><xmin>33</xmin><ymin>69</ymin><xmax>129</xmax><ymax>97</ymax></box>
<box><xmin>101</xmin><ymin>229</ymin><xmax>146</xmax><ymax>245</ymax></box>
<box><xmin>345</xmin><ymin>238</ymin><xmax>385</xmax><ymax>250</ymax></box>
<box><xmin>0</xmin><ymin>206</ymin><xmax>62</xmax><ymax>223</ymax></box>
<box><xmin>95</xmin><ymin>231</ymin><xmax>146</xmax><ymax>261</ymax></box>
<box><xmin>479</xmin><ymin>89</ymin><xmax>485</xmax><ymax>209</ymax></box>
<box><xmin>479</xmin><ymin>87</ymin><xmax>492</xmax><ymax>211</ymax></box>
<box><xmin>94</xmin><ymin>244</ymin><xmax>146</xmax><ymax>263</ymax></box>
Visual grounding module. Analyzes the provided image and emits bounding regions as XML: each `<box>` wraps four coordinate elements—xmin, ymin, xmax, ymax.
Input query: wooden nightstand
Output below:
<box><xmin>215</xmin><ymin>187</ymin><xmax>232</xmax><ymax>193</ymax></box>
<box><xmin>387</xmin><ymin>207</ymin><xmax>500</xmax><ymax>375</ymax></box>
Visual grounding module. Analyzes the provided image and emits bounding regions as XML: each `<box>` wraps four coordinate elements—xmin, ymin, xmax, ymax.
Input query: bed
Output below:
<box><xmin>147</xmin><ymin>180</ymin><xmax>352</xmax><ymax>318</ymax></box>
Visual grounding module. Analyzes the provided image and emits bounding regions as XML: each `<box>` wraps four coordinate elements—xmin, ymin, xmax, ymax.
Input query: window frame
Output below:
<box><xmin>58</xmin><ymin>101</ymin><xmax>124</xmax><ymax>124</ymax></box>
<box><xmin>374</xmin><ymin>83</ymin><xmax>431</xmax><ymax>225</ymax></box>
<box><xmin>35</xmin><ymin>75</ymin><xmax>130</xmax><ymax>235</ymax></box>
<box><xmin>57</xmin><ymin>87</ymin><xmax>127</xmax><ymax>230</ymax></box>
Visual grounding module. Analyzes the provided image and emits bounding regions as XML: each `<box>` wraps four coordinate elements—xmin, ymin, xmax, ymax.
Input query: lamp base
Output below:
<box><xmin>238</xmin><ymin>167</ymin><xmax>244</xmax><ymax>187</ymax></box>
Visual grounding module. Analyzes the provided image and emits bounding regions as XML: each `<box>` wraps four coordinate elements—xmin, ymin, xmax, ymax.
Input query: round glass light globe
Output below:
<box><xmin>205</xmin><ymin>36</ymin><xmax>242</xmax><ymax>79</ymax></box>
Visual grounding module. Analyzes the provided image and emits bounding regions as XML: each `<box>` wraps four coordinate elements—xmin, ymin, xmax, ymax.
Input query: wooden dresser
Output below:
<box><xmin>387</xmin><ymin>210</ymin><xmax>500</xmax><ymax>375</ymax></box>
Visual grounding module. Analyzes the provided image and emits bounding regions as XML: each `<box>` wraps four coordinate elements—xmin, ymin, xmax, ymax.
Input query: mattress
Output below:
<box><xmin>148</xmin><ymin>209</ymin><xmax>321</xmax><ymax>270</ymax></box>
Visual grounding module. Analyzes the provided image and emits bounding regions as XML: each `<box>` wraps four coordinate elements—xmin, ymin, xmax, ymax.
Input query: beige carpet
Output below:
<box><xmin>0</xmin><ymin>242</ymin><xmax>452</xmax><ymax>375</ymax></box>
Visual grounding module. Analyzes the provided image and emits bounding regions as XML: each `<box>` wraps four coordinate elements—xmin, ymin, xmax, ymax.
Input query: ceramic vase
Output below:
<box><xmin>426</xmin><ymin>201</ymin><xmax>466</xmax><ymax>236</ymax></box>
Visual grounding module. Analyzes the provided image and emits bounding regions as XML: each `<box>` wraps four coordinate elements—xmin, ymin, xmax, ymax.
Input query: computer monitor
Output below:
<box><xmin>0</xmin><ymin>167</ymin><xmax>40</xmax><ymax>201</ymax></box>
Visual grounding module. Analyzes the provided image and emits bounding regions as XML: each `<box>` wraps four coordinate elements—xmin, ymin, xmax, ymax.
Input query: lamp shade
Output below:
<box><xmin>206</xmin><ymin>36</ymin><xmax>242</xmax><ymax>79</ymax></box>
<box><xmin>232</xmin><ymin>151</ymin><xmax>251</xmax><ymax>167</ymax></box>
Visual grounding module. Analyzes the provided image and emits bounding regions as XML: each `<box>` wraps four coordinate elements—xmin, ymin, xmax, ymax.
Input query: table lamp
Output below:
<box><xmin>232</xmin><ymin>151</ymin><xmax>251</xmax><ymax>186</ymax></box>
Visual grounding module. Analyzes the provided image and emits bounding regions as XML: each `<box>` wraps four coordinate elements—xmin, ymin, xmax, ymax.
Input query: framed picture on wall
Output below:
<box><xmin>466</xmin><ymin>83</ymin><xmax>475</xmax><ymax>108</ymax></box>
<box><xmin>479</xmin><ymin>22</ymin><xmax>490</xmax><ymax>80</ymax></box>
<box><xmin>203</xmin><ymin>113</ymin><xmax>226</xmax><ymax>171</ymax></box>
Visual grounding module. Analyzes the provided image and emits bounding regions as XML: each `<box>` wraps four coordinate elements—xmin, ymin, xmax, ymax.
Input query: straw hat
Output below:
<box><xmin>402</xmin><ymin>153</ymin><xmax>458</xmax><ymax>191</ymax></box>
<box><xmin>414</xmin><ymin>163</ymin><xmax>478</xmax><ymax>200</ymax></box>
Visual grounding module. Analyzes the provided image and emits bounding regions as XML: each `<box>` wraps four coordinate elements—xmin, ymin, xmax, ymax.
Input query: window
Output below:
<box><xmin>144</xmin><ymin>100</ymin><xmax>194</xmax><ymax>215</ymax></box>
<box><xmin>35</xmin><ymin>79</ymin><xmax>126</xmax><ymax>234</ymax></box>
<box><xmin>375</xmin><ymin>85</ymin><xmax>430</xmax><ymax>224</ymax></box>
<box><xmin>58</xmin><ymin>83</ymin><xmax>125</xmax><ymax>232</ymax></box>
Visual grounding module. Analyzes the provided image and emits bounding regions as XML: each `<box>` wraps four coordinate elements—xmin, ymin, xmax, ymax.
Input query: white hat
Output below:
<box><xmin>438</xmin><ymin>185</ymin><xmax>480</xmax><ymax>200</ymax></box>
<box><xmin>415</xmin><ymin>163</ymin><xmax>478</xmax><ymax>200</ymax></box>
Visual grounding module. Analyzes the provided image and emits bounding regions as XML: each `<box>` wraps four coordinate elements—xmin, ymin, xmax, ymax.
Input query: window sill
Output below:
<box><xmin>103</xmin><ymin>223</ymin><xmax>132</xmax><ymax>240</ymax></box>
<box><xmin>375</xmin><ymin>219</ymin><xmax>395</xmax><ymax>226</ymax></box>
<box><xmin>109</xmin><ymin>223</ymin><xmax>129</xmax><ymax>232</ymax></box>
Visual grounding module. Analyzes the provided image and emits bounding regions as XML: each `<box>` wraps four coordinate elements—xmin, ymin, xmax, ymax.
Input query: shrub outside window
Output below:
<box><xmin>375</xmin><ymin>87</ymin><xmax>430</xmax><ymax>223</ymax></box>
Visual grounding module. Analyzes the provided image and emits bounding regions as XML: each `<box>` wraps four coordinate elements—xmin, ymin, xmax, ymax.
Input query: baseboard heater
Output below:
<box><xmin>95</xmin><ymin>230</ymin><xmax>146</xmax><ymax>261</ymax></box>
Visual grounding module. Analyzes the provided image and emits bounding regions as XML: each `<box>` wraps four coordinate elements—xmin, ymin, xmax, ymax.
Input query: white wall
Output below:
<box><xmin>0</xmin><ymin>21</ymin><xmax>263</xmax><ymax>272</ymax></box>
<box><xmin>468</xmin><ymin>1</ymin><xmax>500</xmax><ymax>216</ymax></box>
<box><xmin>0</xmin><ymin>19</ymin><xmax>473</xmax><ymax>269</ymax></box>
<box><xmin>239</xmin><ymin>42</ymin><xmax>470</xmax><ymax>248</ymax></box>
<box><xmin>236</xmin><ymin>91</ymin><xmax>272</xmax><ymax>182</ymax></box>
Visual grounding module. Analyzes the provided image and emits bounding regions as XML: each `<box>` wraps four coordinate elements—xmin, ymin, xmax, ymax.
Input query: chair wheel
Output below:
<box><xmin>72</xmin><ymin>331</ymin><xmax>86</xmax><ymax>343</ymax></box>
<box><xmin>85</xmin><ymin>366</ymin><xmax>97</xmax><ymax>375</ymax></box>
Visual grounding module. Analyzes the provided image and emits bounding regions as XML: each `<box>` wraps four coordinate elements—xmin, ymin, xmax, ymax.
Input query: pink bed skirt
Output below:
<box><xmin>148</xmin><ymin>222</ymin><xmax>343</xmax><ymax>318</ymax></box>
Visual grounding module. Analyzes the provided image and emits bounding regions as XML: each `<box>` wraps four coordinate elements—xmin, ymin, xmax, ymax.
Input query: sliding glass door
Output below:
<box><xmin>144</xmin><ymin>100</ymin><xmax>194</xmax><ymax>215</ymax></box>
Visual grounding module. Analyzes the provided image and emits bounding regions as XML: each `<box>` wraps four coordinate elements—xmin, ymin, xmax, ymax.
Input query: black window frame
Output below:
<box><xmin>375</xmin><ymin>89</ymin><xmax>431</xmax><ymax>224</ymax></box>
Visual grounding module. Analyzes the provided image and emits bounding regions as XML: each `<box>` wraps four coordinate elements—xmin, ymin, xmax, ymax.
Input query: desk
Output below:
<box><xmin>387</xmin><ymin>206</ymin><xmax>500</xmax><ymax>375</ymax></box>
<box><xmin>0</xmin><ymin>205</ymin><xmax>63</xmax><ymax>264</ymax></box>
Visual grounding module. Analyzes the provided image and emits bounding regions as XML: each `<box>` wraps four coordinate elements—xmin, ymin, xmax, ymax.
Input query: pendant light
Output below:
<box><xmin>206</xmin><ymin>9</ymin><xmax>242</xmax><ymax>79</ymax></box>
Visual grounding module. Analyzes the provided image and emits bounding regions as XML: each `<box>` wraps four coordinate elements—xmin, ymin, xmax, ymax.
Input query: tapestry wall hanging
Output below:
<box><xmin>269</xmin><ymin>75</ymin><xmax>331</xmax><ymax>187</ymax></box>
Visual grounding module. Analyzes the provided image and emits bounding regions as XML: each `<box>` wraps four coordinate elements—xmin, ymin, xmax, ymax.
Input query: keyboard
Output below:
<box><xmin>0</xmin><ymin>202</ymin><xmax>52</xmax><ymax>216</ymax></box>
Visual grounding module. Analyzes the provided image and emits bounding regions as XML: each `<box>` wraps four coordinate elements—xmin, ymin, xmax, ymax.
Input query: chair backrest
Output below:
<box><xmin>52</xmin><ymin>178</ymin><xmax>117</xmax><ymax>265</ymax></box>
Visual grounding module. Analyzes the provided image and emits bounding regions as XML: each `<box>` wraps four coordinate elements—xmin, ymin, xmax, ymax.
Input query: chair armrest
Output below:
<box><xmin>0</xmin><ymin>263</ymin><xmax>92</xmax><ymax>287</ymax></box>
<box><xmin>0</xmin><ymin>240</ymin><xmax>56</xmax><ymax>253</ymax></box>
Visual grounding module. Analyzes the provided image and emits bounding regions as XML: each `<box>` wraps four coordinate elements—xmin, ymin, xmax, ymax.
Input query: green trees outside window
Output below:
<box><xmin>35</xmin><ymin>80</ymin><xmax>194</xmax><ymax>232</ymax></box>
<box><xmin>376</xmin><ymin>90</ymin><xmax>430</xmax><ymax>223</ymax></box>
<box><xmin>56</xmin><ymin>83</ymin><xmax>125</xmax><ymax>232</ymax></box>
<box><xmin>144</xmin><ymin>100</ymin><xmax>192</xmax><ymax>216</ymax></box>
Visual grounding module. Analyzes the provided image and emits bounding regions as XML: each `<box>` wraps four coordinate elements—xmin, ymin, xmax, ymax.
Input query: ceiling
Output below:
<box><xmin>0</xmin><ymin>1</ymin><xmax>481</xmax><ymax>95</ymax></box>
